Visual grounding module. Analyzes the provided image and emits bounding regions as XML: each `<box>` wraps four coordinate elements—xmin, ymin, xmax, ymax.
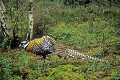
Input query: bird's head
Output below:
<box><xmin>19</xmin><ymin>41</ymin><xmax>29</xmax><ymax>49</ymax></box>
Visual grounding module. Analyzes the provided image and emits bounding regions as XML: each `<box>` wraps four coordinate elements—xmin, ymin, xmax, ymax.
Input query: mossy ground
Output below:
<box><xmin>0</xmin><ymin>49</ymin><xmax>119</xmax><ymax>80</ymax></box>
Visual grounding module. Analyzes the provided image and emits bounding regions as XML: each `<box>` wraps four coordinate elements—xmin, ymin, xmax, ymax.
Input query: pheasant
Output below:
<box><xmin>20</xmin><ymin>36</ymin><xmax>107</xmax><ymax>62</ymax></box>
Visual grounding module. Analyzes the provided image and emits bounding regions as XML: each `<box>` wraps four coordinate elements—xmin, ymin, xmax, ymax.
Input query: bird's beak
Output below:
<box><xmin>19</xmin><ymin>44</ymin><xmax>22</xmax><ymax>47</ymax></box>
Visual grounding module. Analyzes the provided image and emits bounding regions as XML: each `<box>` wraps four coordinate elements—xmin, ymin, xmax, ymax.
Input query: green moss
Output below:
<box><xmin>47</xmin><ymin>68</ymin><xmax>84</xmax><ymax>80</ymax></box>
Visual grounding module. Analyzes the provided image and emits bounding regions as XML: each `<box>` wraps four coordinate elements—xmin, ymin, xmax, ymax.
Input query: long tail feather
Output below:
<box><xmin>66</xmin><ymin>49</ymin><xmax>107</xmax><ymax>62</ymax></box>
<box><xmin>46</xmin><ymin>36</ymin><xmax>108</xmax><ymax>62</ymax></box>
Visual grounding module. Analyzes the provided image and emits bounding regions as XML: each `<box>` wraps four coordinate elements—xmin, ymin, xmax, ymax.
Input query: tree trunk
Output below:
<box><xmin>28</xmin><ymin>0</ymin><xmax>33</xmax><ymax>40</ymax></box>
<box><xmin>0</xmin><ymin>0</ymin><xmax>8</xmax><ymax>37</ymax></box>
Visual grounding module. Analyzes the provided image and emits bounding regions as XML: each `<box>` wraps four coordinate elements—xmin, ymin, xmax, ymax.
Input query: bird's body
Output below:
<box><xmin>21</xmin><ymin>36</ymin><xmax>107</xmax><ymax>62</ymax></box>
<box><xmin>25</xmin><ymin>37</ymin><xmax>45</xmax><ymax>52</ymax></box>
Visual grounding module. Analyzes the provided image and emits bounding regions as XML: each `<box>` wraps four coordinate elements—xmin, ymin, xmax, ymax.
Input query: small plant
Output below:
<box><xmin>112</xmin><ymin>69</ymin><xmax>120</xmax><ymax>80</ymax></box>
<box><xmin>0</xmin><ymin>57</ymin><xmax>12</xmax><ymax>79</ymax></box>
<box><xmin>0</xmin><ymin>37</ymin><xmax>10</xmax><ymax>49</ymax></box>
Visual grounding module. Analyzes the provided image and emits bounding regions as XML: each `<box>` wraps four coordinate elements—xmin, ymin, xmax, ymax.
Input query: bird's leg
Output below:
<box><xmin>40</xmin><ymin>57</ymin><xmax>44</xmax><ymax>73</ymax></box>
<box><xmin>40</xmin><ymin>53</ymin><xmax>46</xmax><ymax>74</ymax></box>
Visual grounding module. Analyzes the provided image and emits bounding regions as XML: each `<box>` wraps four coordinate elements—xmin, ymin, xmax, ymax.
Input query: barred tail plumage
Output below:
<box><xmin>46</xmin><ymin>36</ymin><xmax>108</xmax><ymax>62</ymax></box>
<box><xmin>65</xmin><ymin>49</ymin><xmax>107</xmax><ymax>62</ymax></box>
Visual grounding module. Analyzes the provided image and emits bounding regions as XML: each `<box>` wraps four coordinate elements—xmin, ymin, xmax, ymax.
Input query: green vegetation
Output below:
<box><xmin>34</xmin><ymin>0</ymin><xmax>120</xmax><ymax>53</ymax></box>
<box><xmin>0</xmin><ymin>50</ymin><xmax>119</xmax><ymax>80</ymax></box>
<box><xmin>0</xmin><ymin>0</ymin><xmax>120</xmax><ymax>80</ymax></box>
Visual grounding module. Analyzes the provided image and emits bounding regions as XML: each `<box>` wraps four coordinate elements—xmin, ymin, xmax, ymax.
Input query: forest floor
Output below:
<box><xmin>0</xmin><ymin>48</ymin><xmax>120</xmax><ymax>80</ymax></box>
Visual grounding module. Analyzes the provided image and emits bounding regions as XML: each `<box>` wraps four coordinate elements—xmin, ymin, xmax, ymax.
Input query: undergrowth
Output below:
<box><xmin>0</xmin><ymin>50</ymin><xmax>119</xmax><ymax>80</ymax></box>
<box><xmin>34</xmin><ymin>1</ymin><xmax>120</xmax><ymax>54</ymax></box>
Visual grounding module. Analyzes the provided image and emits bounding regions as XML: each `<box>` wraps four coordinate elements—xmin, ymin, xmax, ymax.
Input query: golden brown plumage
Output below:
<box><xmin>21</xmin><ymin>36</ymin><xmax>107</xmax><ymax>62</ymax></box>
